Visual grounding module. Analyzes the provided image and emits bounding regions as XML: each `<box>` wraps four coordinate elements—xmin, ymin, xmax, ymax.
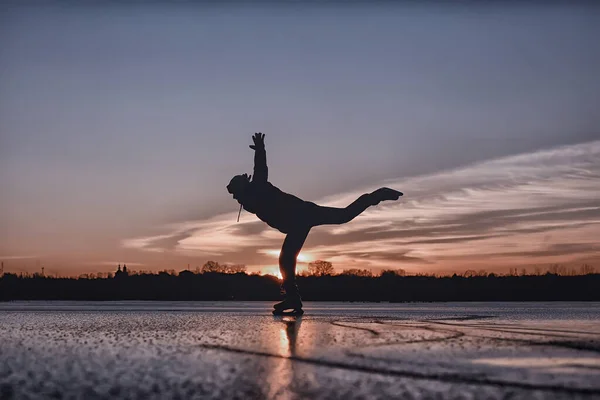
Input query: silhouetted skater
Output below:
<box><xmin>227</xmin><ymin>133</ymin><xmax>403</xmax><ymax>315</ymax></box>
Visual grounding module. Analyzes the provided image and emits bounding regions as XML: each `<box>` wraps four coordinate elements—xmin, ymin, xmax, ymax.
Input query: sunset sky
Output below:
<box><xmin>1</xmin><ymin>3</ymin><xmax>599</xmax><ymax>276</ymax></box>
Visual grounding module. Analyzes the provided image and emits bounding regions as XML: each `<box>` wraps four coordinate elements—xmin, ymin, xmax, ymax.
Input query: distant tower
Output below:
<box><xmin>1</xmin><ymin>261</ymin><xmax>3</xmax><ymax>276</ymax></box>
<box><xmin>41</xmin><ymin>267</ymin><xmax>45</xmax><ymax>276</ymax></box>
<box><xmin>123</xmin><ymin>264</ymin><xmax>128</xmax><ymax>275</ymax></box>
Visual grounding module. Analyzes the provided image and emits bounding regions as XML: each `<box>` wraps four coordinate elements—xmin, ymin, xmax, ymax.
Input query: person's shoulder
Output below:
<box><xmin>250</xmin><ymin>180</ymin><xmax>275</xmax><ymax>189</ymax></box>
<box><xmin>252</xmin><ymin>178</ymin><xmax>274</xmax><ymax>185</ymax></box>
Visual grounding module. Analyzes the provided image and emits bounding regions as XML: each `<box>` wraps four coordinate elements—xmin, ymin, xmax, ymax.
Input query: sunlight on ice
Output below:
<box><xmin>278</xmin><ymin>326</ymin><xmax>290</xmax><ymax>357</ymax></box>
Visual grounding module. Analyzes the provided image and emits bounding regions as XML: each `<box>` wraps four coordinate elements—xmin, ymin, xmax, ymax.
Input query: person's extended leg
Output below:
<box><xmin>311</xmin><ymin>187</ymin><xmax>402</xmax><ymax>226</ymax></box>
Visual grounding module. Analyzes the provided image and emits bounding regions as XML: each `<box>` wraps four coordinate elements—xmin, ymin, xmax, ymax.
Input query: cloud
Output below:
<box><xmin>122</xmin><ymin>213</ymin><xmax>283</xmax><ymax>258</ymax></box>
<box><xmin>122</xmin><ymin>140</ymin><xmax>600</xmax><ymax>273</ymax></box>
<box><xmin>94</xmin><ymin>261</ymin><xmax>145</xmax><ymax>267</ymax></box>
<box><xmin>0</xmin><ymin>255</ymin><xmax>39</xmax><ymax>260</ymax></box>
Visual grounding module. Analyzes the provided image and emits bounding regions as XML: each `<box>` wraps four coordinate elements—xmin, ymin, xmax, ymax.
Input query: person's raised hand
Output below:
<box><xmin>249</xmin><ymin>132</ymin><xmax>265</xmax><ymax>150</ymax></box>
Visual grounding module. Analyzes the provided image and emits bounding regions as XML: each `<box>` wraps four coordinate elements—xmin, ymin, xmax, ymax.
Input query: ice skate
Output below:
<box><xmin>273</xmin><ymin>283</ymin><xmax>304</xmax><ymax>315</ymax></box>
<box><xmin>370</xmin><ymin>187</ymin><xmax>403</xmax><ymax>206</ymax></box>
<box><xmin>272</xmin><ymin>296</ymin><xmax>304</xmax><ymax>316</ymax></box>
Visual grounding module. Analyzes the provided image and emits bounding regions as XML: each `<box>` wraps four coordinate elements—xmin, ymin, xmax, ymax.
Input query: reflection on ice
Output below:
<box><xmin>267</xmin><ymin>316</ymin><xmax>303</xmax><ymax>400</ymax></box>
<box><xmin>280</xmin><ymin>316</ymin><xmax>302</xmax><ymax>357</ymax></box>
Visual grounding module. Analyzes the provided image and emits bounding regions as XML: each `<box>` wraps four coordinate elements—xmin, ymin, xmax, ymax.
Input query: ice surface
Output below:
<box><xmin>1</xmin><ymin>301</ymin><xmax>599</xmax><ymax>399</ymax></box>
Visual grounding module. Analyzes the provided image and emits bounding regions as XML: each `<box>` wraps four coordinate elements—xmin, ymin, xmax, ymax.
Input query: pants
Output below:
<box><xmin>279</xmin><ymin>193</ymin><xmax>374</xmax><ymax>290</ymax></box>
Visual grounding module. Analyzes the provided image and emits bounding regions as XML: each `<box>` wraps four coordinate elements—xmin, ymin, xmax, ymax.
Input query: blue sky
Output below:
<box><xmin>1</xmin><ymin>3</ymin><xmax>599</xmax><ymax>275</ymax></box>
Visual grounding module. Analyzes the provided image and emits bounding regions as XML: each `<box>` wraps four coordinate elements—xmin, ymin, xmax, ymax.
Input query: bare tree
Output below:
<box><xmin>380</xmin><ymin>268</ymin><xmax>406</xmax><ymax>277</ymax></box>
<box><xmin>308</xmin><ymin>260</ymin><xmax>334</xmax><ymax>276</ymax></box>
<box><xmin>580</xmin><ymin>264</ymin><xmax>595</xmax><ymax>275</ymax></box>
<box><xmin>224</xmin><ymin>264</ymin><xmax>247</xmax><ymax>274</ymax></box>
<box><xmin>202</xmin><ymin>261</ymin><xmax>225</xmax><ymax>273</ymax></box>
<box><xmin>200</xmin><ymin>261</ymin><xmax>246</xmax><ymax>274</ymax></box>
<box><xmin>548</xmin><ymin>264</ymin><xmax>568</xmax><ymax>276</ymax></box>
<box><xmin>341</xmin><ymin>268</ymin><xmax>373</xmax><ymax>277</ymax></box>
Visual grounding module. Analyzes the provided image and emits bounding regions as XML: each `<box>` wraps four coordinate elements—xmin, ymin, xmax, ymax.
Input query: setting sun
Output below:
<box><xmin>260</xmin><ymin>262</ymin><xmax>311</xmax><ymax>278</ymax></box>
<box><xmin>261</xmin><ymin>266</ymin><xmax>282</xmax><ymax>279</ymax></box>
<box><xmin>263</xmin><ymin>249</ymin><xmax>313</xmax><ymax>263</ymax></box>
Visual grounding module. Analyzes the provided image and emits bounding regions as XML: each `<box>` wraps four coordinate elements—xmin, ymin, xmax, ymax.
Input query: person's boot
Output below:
<box><xmin>273</xmin><ymin>282</ymin><xmax>303</xmax><ymax>315</ymax></box>
<box><xmin>369</xmin><ymin>187</ymin><xmax>403</xmax><ymax>206</ymax></box>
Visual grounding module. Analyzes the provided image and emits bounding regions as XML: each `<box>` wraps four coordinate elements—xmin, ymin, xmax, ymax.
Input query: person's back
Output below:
<box><xmin>241</xmin><ymin>180</ymin><xmax>309</xmax><ymax>234</ymax></box>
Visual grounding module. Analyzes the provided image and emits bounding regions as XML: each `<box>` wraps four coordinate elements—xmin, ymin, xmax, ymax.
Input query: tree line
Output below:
<box><xmin>1</xmin><ymin>260</ymin><xmax>597</xmax><ymax>302</ymax></box>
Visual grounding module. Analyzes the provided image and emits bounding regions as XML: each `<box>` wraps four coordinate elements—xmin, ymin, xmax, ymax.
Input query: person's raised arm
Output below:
<box><xmin>249</xmin><ymin>132</ymin><xmax>268</xmax><ymax>182</ymax></box>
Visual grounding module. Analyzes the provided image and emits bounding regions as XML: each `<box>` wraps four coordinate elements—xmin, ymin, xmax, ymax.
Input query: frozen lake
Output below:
<box><xmin>1</xmin><ymin>301</ymin><xmax>599</xmax><ymax>399</ymax></box>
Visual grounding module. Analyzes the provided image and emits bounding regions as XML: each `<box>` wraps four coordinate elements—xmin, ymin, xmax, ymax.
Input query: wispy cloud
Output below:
<box><xmin>123</xmin><ymin>141</ymin><xmax>600</xmax><ymax>273</ymax></box>
<box><xmin>94</xmin><ymin>261</ymin><xmax>145</xmax><ymax>267</ymax></box>
<box><xmin>0</xmin><ymin>255</ymin><xmax>39</xmax><ymax>260</ymax></box>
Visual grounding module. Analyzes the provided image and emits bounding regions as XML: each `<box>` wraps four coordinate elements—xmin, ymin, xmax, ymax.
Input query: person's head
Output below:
<box><xmin>226</xmin><ymin>173</ymin><xmax>251</xmax><ymax>203</ymax></box>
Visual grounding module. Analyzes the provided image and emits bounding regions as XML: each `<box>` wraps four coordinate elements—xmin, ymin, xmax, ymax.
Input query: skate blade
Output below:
<box><xmin>272</xmin><ymin>309</ymin><xmax>304</xmax><ymax>316</ymax></box>
<box><xmin>273</xmin><ymin>302</ymin><xmax>303</xmax><ymax>310</ymax></box>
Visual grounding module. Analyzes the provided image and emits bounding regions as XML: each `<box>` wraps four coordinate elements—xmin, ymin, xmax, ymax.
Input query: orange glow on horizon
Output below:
<box><xmin>259</xmin><ymin>263</ymin><xmax>310</xmax><ymax>279</ymax></box>
<box><xmin>264</xmin><ymin>249</ymin><xmax>312</xmax><ymax>263</ymax></box>
<box><xmin>261</xmin><ymin>266</ymin><xmax>282</xmax><ymax>279</ymax></box>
